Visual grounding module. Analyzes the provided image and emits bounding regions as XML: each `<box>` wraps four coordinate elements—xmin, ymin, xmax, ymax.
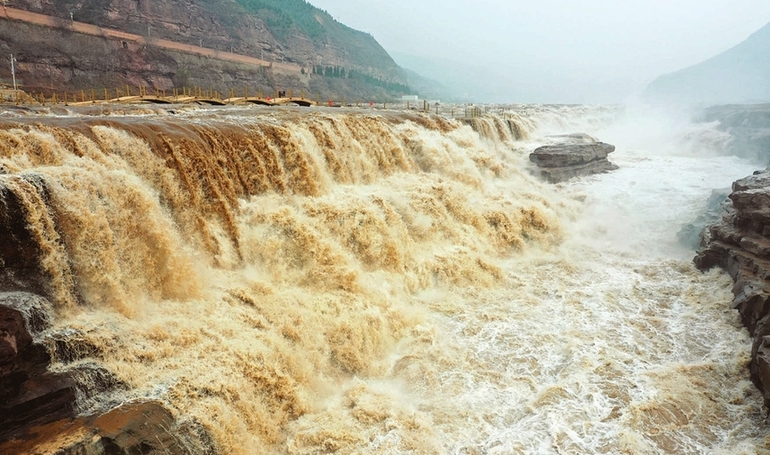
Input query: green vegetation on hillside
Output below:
<box><xmin>10</xmin><ymin>0</ymin><xmax>413</xmax><ymax>99</ymax></box>
<box><xmin>235</xmin><ymin>0</ymin><xmax>323</xmax><ymax>39</ymax></box>
<box><xmin>234</xmin><ymin>0</ymin><xmax>404</xmax><ymax>83</ymax></box>
<box><xmin>312</xmin><ymin>65</ymin><xmax>410</xmax><ymax>94</ymax></box>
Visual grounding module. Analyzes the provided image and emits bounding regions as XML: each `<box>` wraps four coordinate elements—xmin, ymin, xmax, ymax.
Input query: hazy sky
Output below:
<box><xmin>309</xmin><ymin>0</ymin><xmax>770</xmax><ymax>103</ymax></box>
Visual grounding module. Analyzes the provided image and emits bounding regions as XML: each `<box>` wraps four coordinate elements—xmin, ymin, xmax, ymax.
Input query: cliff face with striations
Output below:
<box><xmin>695</xmin><ymin>169</ymin><xmax>770</xmax><ymax>408</ymax></box>
<box><xmin>0</xmin><ymin>0</ymin><xmax>409</xmax><ymax>99</ymax></box>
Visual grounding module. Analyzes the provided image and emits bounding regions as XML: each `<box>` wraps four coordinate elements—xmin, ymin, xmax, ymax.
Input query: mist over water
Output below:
<box><xmin>412</xmin><ymin>105</ymin><xmax>766</xmax><ymax>454</ymax></box>
<box><xmin>1</xmin><ymin>103</ymin><xmax>767</xmax><ymax>454</ymax></box>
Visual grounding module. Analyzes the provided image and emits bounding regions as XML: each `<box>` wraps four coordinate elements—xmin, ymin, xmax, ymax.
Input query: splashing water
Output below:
<box><xmin>0</xmin><ymin>104</ymin><xmax>767</xmax><ymax>454</ymax></box>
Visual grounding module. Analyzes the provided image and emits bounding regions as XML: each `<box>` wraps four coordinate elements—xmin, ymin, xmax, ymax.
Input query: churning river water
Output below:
<box><xmin>0</xmin><ymin>103</ymin><xmax>768</xmax><ymax>454</ymax></box>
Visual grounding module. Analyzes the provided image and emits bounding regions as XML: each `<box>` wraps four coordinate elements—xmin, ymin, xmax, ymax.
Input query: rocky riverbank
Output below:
<box><xmin>695</xmin><ymin>169</ymin><xmax>770</xmax><ymax>407</ymax></box>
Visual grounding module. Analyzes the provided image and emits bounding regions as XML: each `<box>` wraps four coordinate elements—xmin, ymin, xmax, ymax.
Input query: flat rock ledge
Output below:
<box><xmin>529</xmin><ymin>141</ymin><xmax>619</xmax><ymax>183</ymax></box>
<box><xmin>695</xmin><ymin>168</ymin><xmax>770</xmax><ymax>408</ymax></box>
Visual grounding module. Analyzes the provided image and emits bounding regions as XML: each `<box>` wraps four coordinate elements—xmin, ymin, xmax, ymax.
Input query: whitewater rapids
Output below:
<box><xmin>0</xmin><ymin>103</ymin><xmax>767</xmax><ymax>454</ymax></box>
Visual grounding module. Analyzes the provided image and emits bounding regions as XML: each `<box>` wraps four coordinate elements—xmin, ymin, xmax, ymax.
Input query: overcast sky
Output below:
<box><xmin>309</xmin><ymin>0</ymin><xmax>770</xmax><ymax>103</ymax></box>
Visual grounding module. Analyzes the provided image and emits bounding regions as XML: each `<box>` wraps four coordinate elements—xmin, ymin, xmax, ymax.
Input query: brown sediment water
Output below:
<box><xmin>0</xmin><ymin>104</ymin><xmax>766</xmax><ymax>454</ymax></box>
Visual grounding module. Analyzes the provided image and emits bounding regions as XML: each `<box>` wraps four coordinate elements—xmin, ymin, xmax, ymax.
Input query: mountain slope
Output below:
<box><xmin>0</xmin><ymin>0</ymin><xmax>409</xmax><ymax>98</ymax></box>
<box><xmin>234</xmin><ymin>0</ymin><xmax>401</xmax><ymax>80</ymax></box>
<box><xmin>645</xmin><ymin>21</ymin><xmax>770</xmax><ymax>105</ymax></box>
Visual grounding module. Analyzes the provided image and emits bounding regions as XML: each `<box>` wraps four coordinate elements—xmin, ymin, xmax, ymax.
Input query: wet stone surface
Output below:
<box><xmin>529</xmin><ymin>141</ymin><xmax>619</xmax><ymax>183</ymax></box>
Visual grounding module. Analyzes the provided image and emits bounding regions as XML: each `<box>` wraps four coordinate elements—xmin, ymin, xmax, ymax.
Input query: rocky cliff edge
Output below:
<box><xmin>695</xmin><ymin>169</ymin><xmax>770</xmax><ymax>407</ymax></box>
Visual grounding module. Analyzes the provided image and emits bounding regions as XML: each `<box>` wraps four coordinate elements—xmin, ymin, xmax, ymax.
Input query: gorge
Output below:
<box><xmin>0</xmin><ymin>103</ymin><xmax>768</xmax><ymax>454</ymax></box>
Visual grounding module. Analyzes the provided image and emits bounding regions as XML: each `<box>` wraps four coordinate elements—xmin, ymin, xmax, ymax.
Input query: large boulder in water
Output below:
<box><xmin>529</xmin><ymin>141</ymin><xmax>619</xmax><ymax>183</ymax></box>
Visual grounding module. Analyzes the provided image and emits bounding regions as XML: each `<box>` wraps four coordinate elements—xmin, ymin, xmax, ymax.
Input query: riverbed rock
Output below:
<box><xmin>0</xmin><ymin>400</ymin><xmax>212</xmax><ymax>454</ymax></box>
<box><xmin>0</xmin><ymin>291</ymin><xmax>212</xmax><ymax>453</ymax></box>
<box><xmin>529</xmin><ymin>141</ymin><xmax>619</xmax><ymax>183</ymax></box>
<box><xmin>694</xmin><ymin>168</ymin><xmax>770</xmax><ymax>408</ymax></box>
<box><xmin>0</xmin><ymin>292</ymin><xmax>77</xmax><ymax>440</ymax></box>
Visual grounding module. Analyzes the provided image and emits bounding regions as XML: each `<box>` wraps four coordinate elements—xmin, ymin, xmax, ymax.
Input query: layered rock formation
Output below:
<box><xmin>695</xmin><ymin>169</ymin><xmax>770</xmax><ymax>407</ymax></box>
<box><xmin>0</xmin><ymin>176</ymin><xmax>211</xmax><ymax>454</ymax></box>
<box><xmin>0</xmin><ymin>17</ymin><xmax>280</xmax><ymax>96</ymax></box>
<box><xmin>529</xmin><ymin>140</ymin><xmax>619</xmax><ymax>183</ymax></box>
<box><xmin>0</xmin><ymin>0</ymin><xmax>408</xmax><ymax>100</ymax></box>
<box><xmin>7</xmin><ymin>0</ymin><xmax>404</xmax><ymax>81</ymax></box>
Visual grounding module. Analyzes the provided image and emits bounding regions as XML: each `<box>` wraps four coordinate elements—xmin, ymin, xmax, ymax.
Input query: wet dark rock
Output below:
<box><xmin>0</xmin><ymin>174</ymin><xmax>57</xmax><ymax>300</ymax></box>
<box><xmin>529</xmin><ymin>141</ymin><xmax>619</xmax><ymax>183</ymax></box>
<box><xmin>694</xmin><ymin>168</ymin><xmax>770</xmax><ymax>408</ymax></box>
<box><xmin>0</xmin><ymin>291</ymin><xmax>210</xmax><ymax>454</ymax></box>
<box><xmin>677</xmin><ymin>188</ymin><xmax>731</xmax><ymax>249</ymax></box>
<box><xmin>0</xmin><ymin>294</ymin><xmax>124</xmax><ymax>442</ymax></box>
<box><xmin>0</xmin><ymin>401</ymin><xmax>215</xmax><ymax>455</ymax></box>
<box><xmin>0</xmin><ymin>292</ymin><xmax>73</xmax><ymax>440</ymax></box>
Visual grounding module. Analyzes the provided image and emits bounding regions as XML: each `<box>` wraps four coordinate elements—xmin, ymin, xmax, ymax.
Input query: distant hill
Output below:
<box><xmin>645</xmin><ymin>21</ymin><xmax>770</xmax><ymax>105</ymax></box>
<box><xmin>400</xmin><ymin>68</ymin><xmax>455</xmax><ymax>102</ymax></box>
<box><xmin>390</xmin><ymin>52</ymin><xmax>494</xmax><ymax>102</ymax></box>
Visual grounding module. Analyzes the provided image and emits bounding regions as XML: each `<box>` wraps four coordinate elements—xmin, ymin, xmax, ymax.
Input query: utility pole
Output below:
<box><xmin>10</xmin><ymin>54</ymin><xmax>16</xmax><ymax>91</ymax></box>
